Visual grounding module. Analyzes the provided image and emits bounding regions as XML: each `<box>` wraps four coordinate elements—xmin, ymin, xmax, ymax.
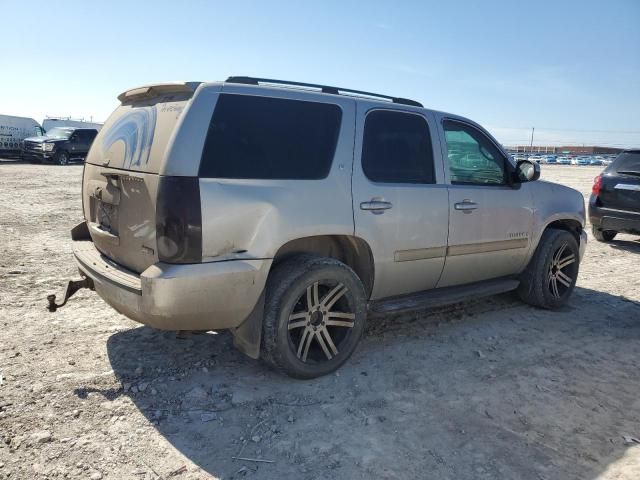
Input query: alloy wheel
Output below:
<box><xmin>287</xmin><ymin>281</ymin><xmax>356</xmax><ymax>363</ymax></box>
<box><xmin>547</xmin><ymin>242</ymin><xmax>577</xmax><ymax>299</ymax></box>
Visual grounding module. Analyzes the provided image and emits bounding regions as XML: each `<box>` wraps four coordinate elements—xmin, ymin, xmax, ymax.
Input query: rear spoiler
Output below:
<box><xmin>117</xmin><ymin>82</ymin><xmax>202</xmax><ymax>104</ymax></box>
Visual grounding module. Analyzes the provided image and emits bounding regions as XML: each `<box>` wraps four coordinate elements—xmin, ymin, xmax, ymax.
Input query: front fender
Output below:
<box><xmin>525</xmin><ymin>180</ymin><xmax>586</xmax><ymax>263</ymax></box>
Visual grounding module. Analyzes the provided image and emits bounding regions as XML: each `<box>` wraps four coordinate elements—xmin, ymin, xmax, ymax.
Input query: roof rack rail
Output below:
<box><xmin>225</xmin><ymin>76</ymin><xmax>423</xmax><ymax>108</ymax></box>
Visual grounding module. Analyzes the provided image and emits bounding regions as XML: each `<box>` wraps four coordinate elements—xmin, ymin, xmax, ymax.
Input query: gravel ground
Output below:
<box><xmin>1</xmin><ymin>162</ymin><xmax>639</xmax><ymax>480</ymax></box>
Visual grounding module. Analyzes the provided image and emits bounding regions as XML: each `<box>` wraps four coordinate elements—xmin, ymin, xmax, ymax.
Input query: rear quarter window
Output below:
<box><xmin>199</xmin><ymin>94</ymin><xmax>342</xmax><ymax>179</ymax></box>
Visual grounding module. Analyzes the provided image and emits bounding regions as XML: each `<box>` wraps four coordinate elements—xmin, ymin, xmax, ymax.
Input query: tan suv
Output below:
<box><xmin>50</xmin><ymin>77</ymin><xmax>587</xmax><ymax>378</ymax></box>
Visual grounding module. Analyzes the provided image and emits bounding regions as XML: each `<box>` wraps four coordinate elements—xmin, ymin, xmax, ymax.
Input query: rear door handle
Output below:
<box><xmin>360</xmin><ymin>200</ymin><xmax>393</xmax><ymax>214</ymax></box>
<box><xmin>454</xmin><ymin>200</ymin><xmax>478</xmax><ymax>213</ymax></box>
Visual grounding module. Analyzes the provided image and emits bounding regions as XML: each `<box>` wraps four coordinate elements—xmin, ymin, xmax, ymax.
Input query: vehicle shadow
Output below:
<box><xmin>104</xmin><ymin>286</ymin><xmax>640</xmax><ymax>479</ymax></box>
<box><xmin>608</xmin><ymin>237</ymin><xmax>640</xmax><ymax>254</ymax></box>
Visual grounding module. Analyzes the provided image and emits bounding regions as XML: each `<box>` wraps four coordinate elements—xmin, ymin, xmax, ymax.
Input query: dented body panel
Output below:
<box><xmin>73</xmin><ymin>237</ymin><xmax>271</xmax><ymax>330</ymax></box>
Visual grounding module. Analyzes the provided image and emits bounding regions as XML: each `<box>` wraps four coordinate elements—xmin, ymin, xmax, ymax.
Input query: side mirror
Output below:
<box><xmin>515</xmin><ymin>159</ymin><xmax>540</xmax><ymax>182</ymax></box>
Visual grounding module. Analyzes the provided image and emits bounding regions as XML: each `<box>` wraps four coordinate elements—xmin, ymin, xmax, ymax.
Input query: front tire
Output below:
<box><xmin>262</xmin><ymin>255</ymin><xmax>367</xmax><ymax>379</ymax></box>
<box><xmin>518</xmin><ymin>229</ymin><xmax>580</xmax><ymax>309</ymax></box>
<box><xmin>592</xmin><ymin>226</ymin><xmax>617</xmax><ymax>242</ymax></box>
<box><xmin>55</xmin><ymin>150</ymin><xmax>69</xmax><ymax>166</ymax></box>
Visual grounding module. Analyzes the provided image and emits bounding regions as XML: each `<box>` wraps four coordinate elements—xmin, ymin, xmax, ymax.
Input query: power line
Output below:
<box><xmin>486</xmin><ymin>126</ymin><xmax>640</xmax><ymax>134</ymax></box>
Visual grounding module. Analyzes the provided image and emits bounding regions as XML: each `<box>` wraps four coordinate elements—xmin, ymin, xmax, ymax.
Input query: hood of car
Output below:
<box><xmin>23</xmin><ymin>135</ymin><xmax>66</xmax><ymax>143</ymax></box>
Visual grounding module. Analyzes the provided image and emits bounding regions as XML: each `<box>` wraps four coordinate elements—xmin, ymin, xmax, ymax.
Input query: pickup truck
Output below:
<box><xmin>22</xmin><ymin>127</ymin><xmax>98</xmax><ymax>165</ymax></box>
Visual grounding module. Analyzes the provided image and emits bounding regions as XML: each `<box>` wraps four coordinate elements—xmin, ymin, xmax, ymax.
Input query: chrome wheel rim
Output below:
<box><xmin>59</xmin><ymin>153</ymin><xmax>68</xmax><ymax>165</ymax></box>
<box><xmin>287</xmin><ymin>281</ymin><xmax>355</xmax><ymax>363</ymax></box>
<box><xmin>547</xmin><ymin>242</ymin><xmax>577</xmax><ymax>299</ymax></box>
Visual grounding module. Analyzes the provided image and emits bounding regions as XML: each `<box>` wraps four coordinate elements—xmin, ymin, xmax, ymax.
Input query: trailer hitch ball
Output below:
<box><xmin>47</xmin><ymin>277</ymin><xmax>94</xmax><ymax>312</ymax></box>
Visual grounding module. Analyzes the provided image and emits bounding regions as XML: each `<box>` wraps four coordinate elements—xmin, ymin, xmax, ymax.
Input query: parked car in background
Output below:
<box><xmin>0</xmin><ymin>114</ymin><xmax>45</xmax><ymax>157</ymax></box>
<box><xmin>589</xmin><ymin>157</ymin><xmax>603</xmax><ymax>166</ymax></box>
<box><xmin>571</xmin><ymin>157</ymin><xmax>590</xmax><ymax>166</ymax></box>
<box><xmin>529</xmin><ymin>155</ymin><xmax>544</xmax><ymax>163</ymax></box>
<box><xmin>22</xmin><ymin>127</ymin><xmax>98</xmax><ymax>165</ymax></box>
<box><xmin>544</xmin><ymin>155</ymin><xmax>558</xmax><ymax>164</ymax></box>
<box><xmin>557</xmin><ymin>156</ymin><xmax>572</xmax><ymax>165</ymax></box>
<box><xmin>43</xmin><ymin>117</ymin><xmax>103</xmax><ymax>132</ymax></box>
<box><xmin>590</xmin><ymin>150</ymin><xmax>640</xmax><ymax>241</ymax></box>
<box><xmin>51</xmin><ymin>77</ymin><xmax>588</xmax><ymax>378</ymax></box>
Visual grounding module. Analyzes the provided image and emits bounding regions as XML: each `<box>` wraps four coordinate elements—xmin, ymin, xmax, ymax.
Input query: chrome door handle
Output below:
<box><xmin>360</xmin><ymin>200</ymin><xmax>393</xmax><ymax>213</ymax></box>
<box><xmin>454</xmin><ymin>200</ymin><xmax>478</xmax><ymax>213</ymax></box>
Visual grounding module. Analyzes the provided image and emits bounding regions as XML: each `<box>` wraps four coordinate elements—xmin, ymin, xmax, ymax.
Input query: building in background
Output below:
<box><xmin>506</xmin><ymin>145</ymin><xmax>624</xmax><ymax>154</ymax></box>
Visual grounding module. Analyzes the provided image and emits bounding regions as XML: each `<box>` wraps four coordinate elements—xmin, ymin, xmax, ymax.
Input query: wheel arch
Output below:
<box><xmin>272</xmin><ymin>235</ymin><xmax>375</xmax><ymax>299</ymax></box>
<box><xmin>524</xmin><ymin>216</ymin><xmax>584</xmax><ymax>272</ymax></box>
<box><xmin>231</xmin><ymin>234</ymin><xmax>374</xmax><ymax>362</ymax></box>
<box><xmin>544</xmin><ymin>218</ymin><xmax>583</xmax><ymax>243</ymax></box>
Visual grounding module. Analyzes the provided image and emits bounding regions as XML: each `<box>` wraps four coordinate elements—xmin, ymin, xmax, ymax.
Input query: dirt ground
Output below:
<box><xmin>1</xmin><ymin>162</ymin><xmax>639</xmax><ymax>480</ymax></box>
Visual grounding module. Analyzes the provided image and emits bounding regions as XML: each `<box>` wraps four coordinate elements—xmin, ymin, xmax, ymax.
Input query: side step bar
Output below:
<box><xmin>369</xmin><ymin>277</ymin><xmax>520</xmax><ymax>315</ymax></box>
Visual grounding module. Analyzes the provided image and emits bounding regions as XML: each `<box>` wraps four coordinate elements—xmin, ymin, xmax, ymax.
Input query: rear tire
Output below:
<box><xmin>262</xmin><ymin>255</ymin><xmax>367</xmax><ymax>379</ymax></box>
<box><xmin>518</xmin><ymin>229</ymin><xmax>580</xmax><ymax>309</ymax></box>
<box><xmin>592</xmin><ymin>226</ymin><xmax>617</xmax><ymax>242</ymax></box>
<box><xmin>55</xmin><ymin>150</ymin><xmax>69</xmax><ymax>166</ymax></box>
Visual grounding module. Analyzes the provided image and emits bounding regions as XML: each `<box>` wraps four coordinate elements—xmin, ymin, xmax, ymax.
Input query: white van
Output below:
<box><xmin>43</xmin><ymin>117</ymin><xmax>103</xmax><ymax>132</ymax></box>
<box><xmin>0</xmin><ymin>115</ymin><xmax>45</xmax><ymax>157</ymax></box>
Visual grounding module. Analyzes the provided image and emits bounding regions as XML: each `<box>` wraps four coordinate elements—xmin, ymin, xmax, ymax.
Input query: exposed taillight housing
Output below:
<box><xmin>156</xmin><ymin>176</ymin><xmax>202</xmax><ymax>263</ymax></box>
<box><xmin>592</xmin><ymin>174</ymin><xmax>603</xmax><ymax>196</ymax></box>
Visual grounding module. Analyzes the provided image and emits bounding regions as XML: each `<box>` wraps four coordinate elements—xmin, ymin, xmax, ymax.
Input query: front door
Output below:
<box><xmin>437</xmin><ymin>118</ymin><xmax>534</xmax><ymax>287</ymax></box>
<box><xmin>353</xmin><ymin>107</ymin><xmax>449</xmax><ymax>300</ymax></box>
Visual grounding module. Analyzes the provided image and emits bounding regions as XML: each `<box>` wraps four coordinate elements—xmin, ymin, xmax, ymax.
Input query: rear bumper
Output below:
<box><xmin>73</xmin><ymin>239</ymin><xmax>271</xmax><ymax>330</ymax></box>
<box><xmin>589</xmin><ymin>196</ymin><xmax>640</xmax><ymax>234</ymax></box>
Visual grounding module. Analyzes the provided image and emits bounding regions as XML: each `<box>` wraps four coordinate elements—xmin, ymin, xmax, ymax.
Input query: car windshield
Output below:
<box><xmin>46</xmin><ymin>128</ymin><xmax>74</xmax><ymax>138</ymax></box>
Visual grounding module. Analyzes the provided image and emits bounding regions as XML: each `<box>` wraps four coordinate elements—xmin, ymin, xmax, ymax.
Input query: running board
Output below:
<box><xmin>369</xmin><ymin>278</ymin><xmax>520</xmax><ymax>315</ymax></box>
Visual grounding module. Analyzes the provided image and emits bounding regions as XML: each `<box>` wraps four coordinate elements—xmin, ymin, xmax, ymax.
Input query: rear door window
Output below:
<box><xmin>199</xmin><ymin>94</ymin><xmax>342</xmax><ymax>179</ymax></box>
<box><xmin>361</xmin><ymin>110</ymin><xmax>435</xmax><ymax>184</ymax></box>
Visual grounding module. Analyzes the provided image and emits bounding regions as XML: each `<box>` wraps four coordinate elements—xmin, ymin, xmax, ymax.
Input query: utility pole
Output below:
<box><xmin>529</xmin><ymin>127</ymin><xmax>535</xmax><ymax>152</ymax></box>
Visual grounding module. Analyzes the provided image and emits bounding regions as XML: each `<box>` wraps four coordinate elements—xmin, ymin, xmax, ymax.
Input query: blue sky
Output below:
<box><xmin>1</xmin><ymin>0</ymin><xmax>639</xmax><ymax>147</ymax></box>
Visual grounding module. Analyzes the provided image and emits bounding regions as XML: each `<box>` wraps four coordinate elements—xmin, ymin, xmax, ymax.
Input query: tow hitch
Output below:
<box><xmin>47</xmin><ymin>277</ymin><xmax>95</xmax><ymax>312</ymax></box>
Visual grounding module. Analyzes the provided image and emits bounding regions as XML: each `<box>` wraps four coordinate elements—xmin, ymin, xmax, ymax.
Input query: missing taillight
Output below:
<box><xmin>592</xmin><ymin>174</ymin><xmax>603</xmax><ymax>196</ymax></box>
<box><xmin>156</xmin><ymin>177</ymin><xmax>202</xmax><ymax>263</ymax></box>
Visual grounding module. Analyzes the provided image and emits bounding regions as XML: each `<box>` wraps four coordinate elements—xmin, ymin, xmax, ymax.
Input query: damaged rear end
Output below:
<box><xmin>48</xmin><ymin>82</ymin><xmax>270</xmax><ymax>340</ymax></box>
<box><xmin>49</xmin><ymin>82</ymin><xmax>203</xmax><ymax>317</ymax></box>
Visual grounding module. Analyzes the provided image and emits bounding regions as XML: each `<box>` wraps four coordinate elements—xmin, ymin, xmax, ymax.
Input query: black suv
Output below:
<box><xmin>589</xmin><ymin>149</ymin><xmax>640</xmax><ymax>241</ymax></box>
<box><xmin>22</xmin><ymin>127</ymin><xmax>98</xmax><ymax>165</ymax></box>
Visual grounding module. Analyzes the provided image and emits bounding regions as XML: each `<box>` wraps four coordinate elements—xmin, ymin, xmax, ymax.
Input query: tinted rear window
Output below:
<box><xmin>362</xmin><ymin>110</ymin><xmax>435</xmax><ymax>184</ymax></box>
<box><xmin>199</xmin><ymin>94</ymin><xmax>342</xmax><ymax>179</ymax></box>
<box><xmin>610</xmin><ymin>152</ymin><xmax>640</xmax><ymax>174</ymax></box>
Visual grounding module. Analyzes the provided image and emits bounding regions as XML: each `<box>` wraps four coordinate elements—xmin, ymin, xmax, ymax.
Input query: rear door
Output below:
<box><xmin>599</xmin><ymin>151</ymin><xmax>640</xmax><ymax>213</ymax></box>
<box><xmin>353</xmin><ymin>107</ymin><xmax>449</xmax><ymax>300</ymax></box>
<box><xmin>82</xmin><ymin>87</ymin><xmax>196</xmax><ymax>273</ymax></box>
<box><xmin>437</xmin><ymin>118</ymin><xmax>534</xmax><ymax>287</ymax></box>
